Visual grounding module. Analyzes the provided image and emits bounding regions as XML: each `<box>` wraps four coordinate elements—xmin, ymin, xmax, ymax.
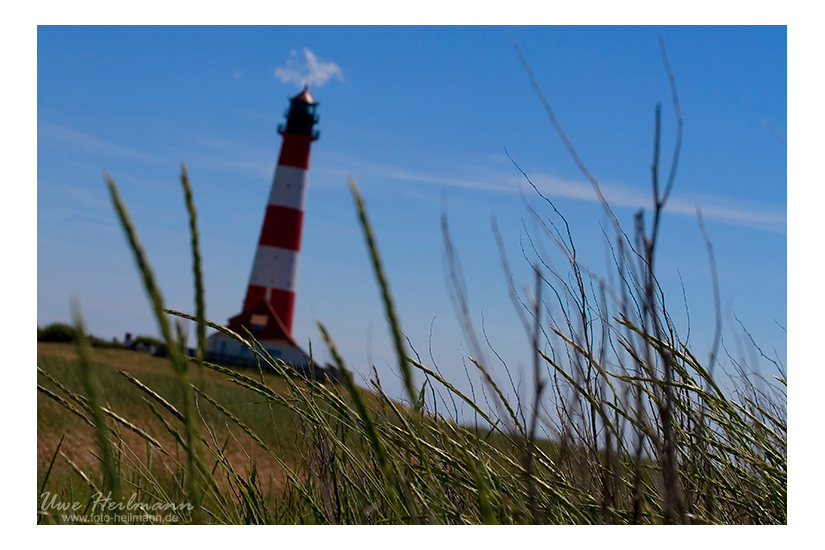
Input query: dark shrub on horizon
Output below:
<box><xmin>38</xmin><ymin>323</ymin><xmax>78</xmax><ymax>343</ymax></box>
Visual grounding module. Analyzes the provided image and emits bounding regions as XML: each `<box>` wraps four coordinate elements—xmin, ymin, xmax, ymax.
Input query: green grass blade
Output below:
<box><xmin>348</xmin><ymin>178</ymin><xmax>418</xmax><ymax>407</ymax></box>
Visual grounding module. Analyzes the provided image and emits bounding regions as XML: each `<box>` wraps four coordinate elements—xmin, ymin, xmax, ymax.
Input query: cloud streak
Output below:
<box><xmin>182</xmin><ymin>134</ymin><xmax>275</xmax><ymax>178</ymax></box>
<box><xmin>524</xmin><ymin>174</ymin><xmax>786</xmax><ymax>233</ymax></box>
<box><xmin>63</xmin><ymin>187</ymin><xmax>110</xmax><ymax>209</ymax></box>
<box><xmin>328</xmin><ymin>153</ymin><xmax>786</xmax><ymax>234</ymax></box>
<box><xmin>274</xmin><ymin>48</ymin><xmax>344</xmax><ymax>89</ymax></box>
<box><xmin>38</xmin><ymin>122</ymin><xmax>160</xmax><ymax>163</ymax></box>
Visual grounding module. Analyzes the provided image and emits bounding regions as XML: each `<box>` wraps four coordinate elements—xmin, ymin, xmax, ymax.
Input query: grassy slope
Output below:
<box><xmin>37</xmin><ymin>342</ymin><xmax>301</xmax><ymax>501</ymax></box>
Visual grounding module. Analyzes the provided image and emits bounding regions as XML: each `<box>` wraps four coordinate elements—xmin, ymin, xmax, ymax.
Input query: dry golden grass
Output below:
<box><xmin>37</xmin><ymin>342</ymin><xmax>298</xmax><ymax>505</ymax></box>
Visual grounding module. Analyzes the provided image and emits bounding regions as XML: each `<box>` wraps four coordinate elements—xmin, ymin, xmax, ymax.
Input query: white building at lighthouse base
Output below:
<box><xmin>205</xmin><ymin>298</ymin><xmax>335</xmax><ymax>381</ymax></box>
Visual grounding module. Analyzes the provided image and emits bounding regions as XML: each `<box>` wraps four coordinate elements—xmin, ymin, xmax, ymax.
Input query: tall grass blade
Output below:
<box><xmin>72</xmin><ymin>301</ymin><xmax>122</xmax><ymax>514</ymax></box>
<box><xmin>179</xmin><ymin>163</ymin><xmax>206</xmax><ymax>379</ymax></box>
<box><xmin>105</xmin><ymin>174</ymin><xmax>203</xmax><ymax>521</ymax></box>
<box><xmin>348</xmin><ymin>177</ymin><xmax>418</xmax><ymax>407</ymax></box>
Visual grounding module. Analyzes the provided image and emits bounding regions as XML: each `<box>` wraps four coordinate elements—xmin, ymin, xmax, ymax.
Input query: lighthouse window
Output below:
<box><xmin>250</xmin><ymin>314</ymin><xmax>268</xmax><ymax>329</ymax></box>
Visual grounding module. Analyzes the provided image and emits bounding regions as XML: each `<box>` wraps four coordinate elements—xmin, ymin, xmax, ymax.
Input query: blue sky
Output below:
<box><xmin>34</xmin><ymin>25</ymin><xmax>788</xmax><ymax>413</ymax></box>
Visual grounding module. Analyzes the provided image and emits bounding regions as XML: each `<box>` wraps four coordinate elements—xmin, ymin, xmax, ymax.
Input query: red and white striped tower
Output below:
<box><xmin>241</xmin><ymin>86</ymin><xmax>319</xmax><ymax>336</ymax></box>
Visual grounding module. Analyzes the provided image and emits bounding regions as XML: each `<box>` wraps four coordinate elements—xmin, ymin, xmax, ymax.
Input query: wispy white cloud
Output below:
<box><xmin>179</xmin><ymin>134</ymin><xmax>274</xmax><ymax>178</ymax></box>
<box><xmin>667</xmin><ymin>196</ymin><xmax>787</xmax><ymax>232</ymax></box>
<box><xmin>381</xmin><ymin>168</ymin><xmax>512</xmax><ymax>194</ymax></box>
<box><xmin>38</xmin><ymin>122</ymin><xmax>159</xmax><ymax>163</ymax></box>
<box><xmin>63</xmin><ymin>187</ymin><xmax>109</xmax><ymax>209</ymax></box>
<box><xmin>325</xmin><ymin>152</ymin><xmax>786</xmax><ymax>234</ymax></box>
<box><xmin>274</xmin><ymin>48</ymin><xmax>344</xmax><ymax>89</ymax></box>
<box><xmin>525</xmin><ymin>174</ymin><xmax>786</xmax><ymax>233</ymax></box>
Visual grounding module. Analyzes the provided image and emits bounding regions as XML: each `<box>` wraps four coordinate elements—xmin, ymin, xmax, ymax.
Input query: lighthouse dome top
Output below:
<box><xmin>292</xmin><ymin>86</ymin><xmax>316</xmax><ymax>105</ymax></box>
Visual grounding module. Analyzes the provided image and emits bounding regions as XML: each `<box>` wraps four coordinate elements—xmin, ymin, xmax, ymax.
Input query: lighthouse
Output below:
<box><xmin>206</xmin><ymin>86</ymin><xmax>321</xmax><ymax>372</ymax></box>
<box><xmin>242</xmin><ymin>85</ymin><xmax>318</xmax><ymax>332</ymax></box>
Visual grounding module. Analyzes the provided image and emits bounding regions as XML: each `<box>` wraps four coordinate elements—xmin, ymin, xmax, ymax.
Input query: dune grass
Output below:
<box><xmin>37</xmin><ymin>165</ymin><xmax>785</xmax><ymax>523</ymax></box>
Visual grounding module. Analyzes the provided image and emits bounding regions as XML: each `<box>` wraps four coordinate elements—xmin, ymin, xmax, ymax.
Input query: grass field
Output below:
<box><xmin>36</xmin><ymin>171</ymin><xmax>787</xmax><ymax>523</ymax></box>
<box><xmin>36</xmin><ymin>157</ymin><xmax>787</xmax><ymax>525</ymax></box>
<box><xmin>37</xmin><ymin>342</ymin><xmax>303</xmax><ymax>518</ymax></box>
